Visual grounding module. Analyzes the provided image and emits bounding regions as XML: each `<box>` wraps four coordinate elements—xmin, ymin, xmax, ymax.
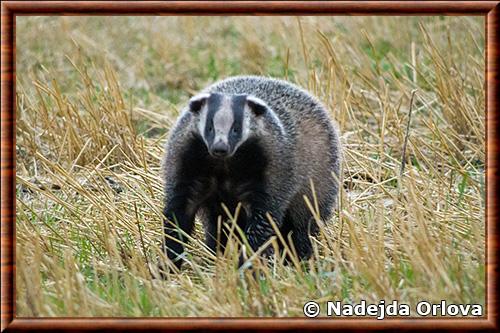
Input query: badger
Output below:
<box><xmin>161</xmin><ymin>76</ymin><xmax>341</xmax><ymax>270</ymax></box>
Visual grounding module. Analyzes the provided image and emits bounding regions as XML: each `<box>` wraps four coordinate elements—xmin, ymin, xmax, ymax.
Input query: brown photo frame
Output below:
<box><xmin>1</xmin><ymin>1</ymin><xmax>498</xmax><ymax>331</ymax></box>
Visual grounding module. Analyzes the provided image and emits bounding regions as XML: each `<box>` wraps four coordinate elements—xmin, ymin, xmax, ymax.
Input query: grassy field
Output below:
<box><xmin>15</xmin><ymin>16</ymin><xmax>485</xmax><ymax>317</ymax></box>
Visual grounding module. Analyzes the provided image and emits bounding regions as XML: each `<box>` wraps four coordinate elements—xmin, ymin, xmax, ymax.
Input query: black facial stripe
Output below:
<box><xmin>204</xmin><ymin>93</ymin><xmax>222</xmax><ymax>147</ymax></box>
<box><xmin>229</xmin><ymin>94</ymin><xmax>247</xmax><ymax>148</ymax></box>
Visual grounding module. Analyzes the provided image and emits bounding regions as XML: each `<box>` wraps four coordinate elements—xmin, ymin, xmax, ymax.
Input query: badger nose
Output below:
<box><xmin>211</xmin><ymin>141</ymin><xmax>229</xmax><ymax>157</ymax></box>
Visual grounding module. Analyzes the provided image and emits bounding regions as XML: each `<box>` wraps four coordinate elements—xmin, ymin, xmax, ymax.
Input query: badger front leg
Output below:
<box><xmin>239</xmin><ymin>199</ymin><xmax>283</xmax><ymax>268</ymax></box>
<box><xmin>162</xmin><ymin>186</ymin><xmax>196</xmax><ymax>271</ymax></box>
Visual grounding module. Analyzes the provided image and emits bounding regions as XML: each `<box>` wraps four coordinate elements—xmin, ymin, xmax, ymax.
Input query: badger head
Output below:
<box><xmin>187</xmin><ymin>92</ymin><xmax>270</xmax><ymax>158</ymax></box>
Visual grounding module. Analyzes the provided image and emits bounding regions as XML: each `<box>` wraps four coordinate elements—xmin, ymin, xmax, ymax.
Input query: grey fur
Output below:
<box><xmin>162</xmin><ymin>75</ymin><xmax>341</xmax><ymax>269</ymax></box>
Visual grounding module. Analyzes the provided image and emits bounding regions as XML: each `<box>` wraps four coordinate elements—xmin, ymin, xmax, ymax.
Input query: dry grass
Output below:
<box><xmin>15</xmin><ymin>16</ymin><xmax>485</xmax><ymax>317</ymax></box>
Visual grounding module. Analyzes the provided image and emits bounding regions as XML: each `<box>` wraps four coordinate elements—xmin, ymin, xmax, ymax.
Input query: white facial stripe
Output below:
<box><xmin>197</xmin><ymin>103</ymin><xmax>209</xmax><ymax>140</ymax></box>
<box><xmin>244</xmin><ymin>107</ymin><xmax>253</xmax><ymax>137</ymax></box>
<box><xmin>213</xmin><ymin>97</ymin><xmax>234</xmax><ymax>144</ymax></box>
<box><xmin>189</xmin><ymin>93</ymin><xmax>211</xmax><ymax>140</ymax></box>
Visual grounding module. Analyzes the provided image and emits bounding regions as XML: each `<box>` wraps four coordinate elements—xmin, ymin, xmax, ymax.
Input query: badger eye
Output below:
<box><xmin>208</xmin><ymin>124</ymin><xmax>214</xmax><ymax>132</ymax></box>
<box><xmin>232</xmin><ymin>127</ymin><xmax>239</xmax><ymax>134</ymax></box>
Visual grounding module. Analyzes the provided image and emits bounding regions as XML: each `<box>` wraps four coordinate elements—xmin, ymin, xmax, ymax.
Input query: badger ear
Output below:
<box><xmin>246</xmin><ymin>96</ymin><xmax>269</xmax><ymax>116</ymax></box>
<box><xmin>188</xmin><ymin>93</ymin><xmax>210</xmax><ymax>114</ymax></box>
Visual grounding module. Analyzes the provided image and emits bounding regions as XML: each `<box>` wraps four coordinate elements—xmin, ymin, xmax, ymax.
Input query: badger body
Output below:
<box><xmin>162</xmin><ymin>76</ymin><xmax>341</xmax><ymax>269</ymax></box>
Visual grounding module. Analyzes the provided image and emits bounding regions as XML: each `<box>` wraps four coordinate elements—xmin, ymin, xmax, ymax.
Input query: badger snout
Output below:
<box><xmin>210</xmin><ymin>141</ymin><xmax>230</xmax><ymax>157</ymax></box>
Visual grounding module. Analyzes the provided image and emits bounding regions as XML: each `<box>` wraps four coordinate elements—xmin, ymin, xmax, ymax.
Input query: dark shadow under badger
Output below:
<box><xmin>161</xmin><ymin>76</ymin><xmax>341</xmax><ymax>270</ymax></box>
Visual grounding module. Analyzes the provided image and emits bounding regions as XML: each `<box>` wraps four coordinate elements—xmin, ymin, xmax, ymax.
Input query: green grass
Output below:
<box><xmin>15</xmin><ymin>16</ymin><xmax>485</xmax><ymax>317</ymax></box>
